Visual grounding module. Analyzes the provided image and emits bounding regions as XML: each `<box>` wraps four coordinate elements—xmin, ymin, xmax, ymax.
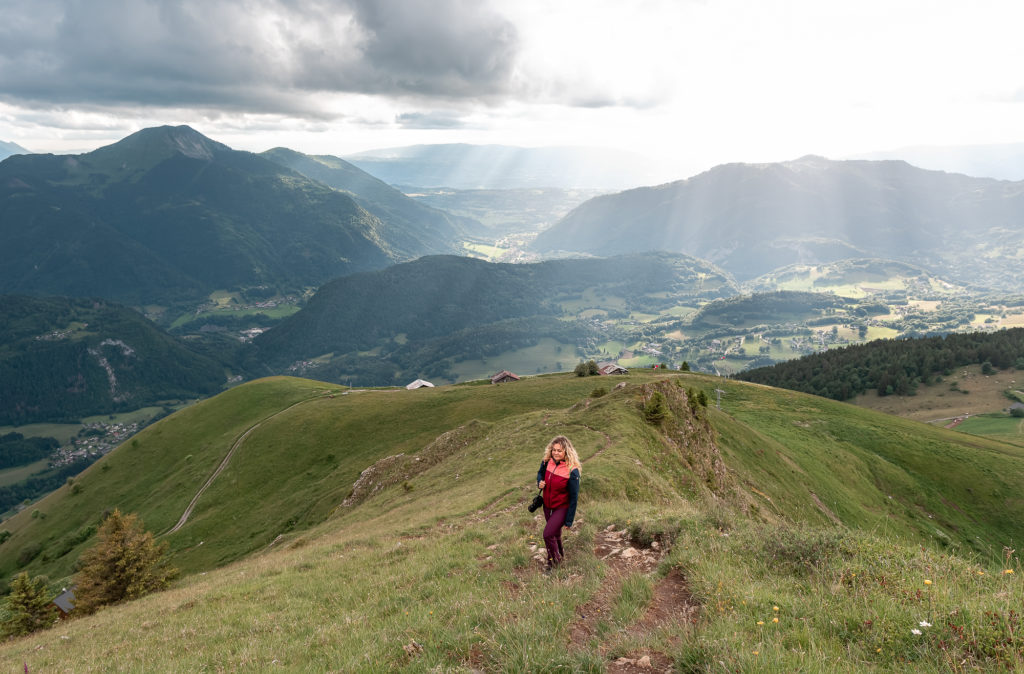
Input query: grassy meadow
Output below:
<box><xmin>1</xmin><ymin>373</ymin><xmax>1023</xmax><ymax>671</ymax></box>
<box><xmin>851</xmin><ymin>364</ymin><xmax>1024</xmax><ymax>428</ymax></box>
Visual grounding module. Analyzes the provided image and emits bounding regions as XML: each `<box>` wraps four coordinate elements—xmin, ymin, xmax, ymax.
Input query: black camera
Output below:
<box><xmin>528</xmin><ymin>493</ymin><xmax>544</xmax><ymax>512</ymax></box>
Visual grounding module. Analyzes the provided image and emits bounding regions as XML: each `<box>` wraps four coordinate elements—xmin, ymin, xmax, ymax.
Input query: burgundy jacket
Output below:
<box><xmin>536</xmin><ymin>459</ymin><xmax>580</xmax><ymax>527</ymax></box>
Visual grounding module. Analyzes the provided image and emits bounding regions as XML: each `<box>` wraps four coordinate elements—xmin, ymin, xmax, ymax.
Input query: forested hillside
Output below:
<box><xmin>253</xmin><ymin>253</ymin><xmax>736</xmax><ymax>383</ymax></box>
<box><xmin>0</xmin><ymin>295</ymin><xmax>226</xmax><ymax>424</ymax></box>
<box><xmin>691</xmin><ymin>291</ymin><xmax>851</xmax><ymax>327</ymax></box>
<box><xmin>0</xmin><ymin>126</ymin><xmax>453</xmax><ymax>307</ymax></box>
<box><xmin>261</xmin><ymin>147</ymin><xmax>477</xmax><ymax>250</ymax></box>
<box><xmin>737</xmin><ymin>327</ymin><xmax>1024</xmax><ymax>400</ymax></box>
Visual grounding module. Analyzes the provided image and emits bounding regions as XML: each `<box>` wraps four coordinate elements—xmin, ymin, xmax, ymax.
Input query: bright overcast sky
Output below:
<box><xmin>2</xmin><ymin>0</ymin><xmax>1023</xmax><ymax>178</ymax></box>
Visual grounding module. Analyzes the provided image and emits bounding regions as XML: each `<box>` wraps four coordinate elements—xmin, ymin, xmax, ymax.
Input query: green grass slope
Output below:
<box><xmin>2</xmin><ymin>373</ymin><xmax>1022</xmax><ymax>671</ymax></box>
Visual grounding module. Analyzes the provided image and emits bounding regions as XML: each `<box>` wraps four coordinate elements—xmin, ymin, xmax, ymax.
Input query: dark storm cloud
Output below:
<box><xmin>0</xmin><ymin>0</ymin><xmax>519</xmax><ymax>115</ymax></box>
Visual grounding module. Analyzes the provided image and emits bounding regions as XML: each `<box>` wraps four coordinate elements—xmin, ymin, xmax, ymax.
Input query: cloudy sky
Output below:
<box><xmin>2</xmin><ymin>0</ymin><xmax>1023</xmax><ymax>178</ymax></box>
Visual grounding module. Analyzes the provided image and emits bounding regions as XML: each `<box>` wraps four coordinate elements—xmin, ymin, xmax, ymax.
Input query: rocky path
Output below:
<box><xmin>570</xmin><ymin>525</ymin><xmax>699</xmax><ymax>673</ymax></box>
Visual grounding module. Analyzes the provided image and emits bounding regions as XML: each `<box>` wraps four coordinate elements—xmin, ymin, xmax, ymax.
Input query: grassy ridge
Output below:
<box><xmin>710</xmin><ymin>379</ymin><xmax>1024</xmax><ymax>555</ymax></box>
<box><xmin>0</xmin><ymin>374</ymin><xmax>645</xmax><ymax>581</ymax></box>
<box><xmin>2</xmin><ymin>373</ymin><xmax>1023</xmax><ymax>670</ymax></box>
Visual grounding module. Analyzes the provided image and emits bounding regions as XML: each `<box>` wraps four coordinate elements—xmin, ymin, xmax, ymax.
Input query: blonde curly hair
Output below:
<box><xmin>542</xmin><ymin>435</ymin><xmax>581</xmax><ymax>473</ymax></box>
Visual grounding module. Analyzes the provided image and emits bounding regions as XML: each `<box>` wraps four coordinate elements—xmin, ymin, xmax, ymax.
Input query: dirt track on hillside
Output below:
<box><xmin>162</xmin><ymin>395</ymin><xmax>325</xmax><ymax>536</ymax></box>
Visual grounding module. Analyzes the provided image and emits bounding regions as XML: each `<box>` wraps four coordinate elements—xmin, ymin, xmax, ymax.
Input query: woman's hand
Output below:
<box><xmin>538</xmin><ymin>480</ymin><xmax>545</xmax><ymax>489</ymax></box>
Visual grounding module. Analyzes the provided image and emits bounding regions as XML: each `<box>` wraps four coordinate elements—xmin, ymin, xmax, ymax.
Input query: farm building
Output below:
<box><xmin>405</xmin><ymin>379</ymin><xmax>435</xmax><ymax>390</ymax></box>
<box><xmin>53</xmin><ymin>587</ymin><xmax>76</xmax><ymax>618</ymax></box>
<box><xmin>490</xmin><ymin>370</ymin><xmax>521</xmax><ymax>384</ymax></box>
<box><xmin>598</xmin><ymin>362</ymin><xmax>629</xmax><ymax>375</ymax></box>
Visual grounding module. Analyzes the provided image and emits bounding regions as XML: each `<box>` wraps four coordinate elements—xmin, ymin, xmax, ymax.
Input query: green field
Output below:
<box><xmin>956</xmin><ymin>414</ymin><xmax>1024</xmax><ymax>446</ymax></box>
<box><xmin>446</xmin><ymin>337</ymin><xmax>577</xmax><ymax>381</ymax></box>
<box><xmin>170</xmin><ymin>303</ymin><xmax>300</xmax><ymax>329</ymax></box>
<box><xmin>0</xmin><ymin>422</ymin><xmax>82</xmax><ymax>445</ymax></box>
<box><xmin>619</xmin><ymin>354</ymin><xmax>659</xmax><ymax>368</ymax></box>
<box><xmin>0</xmin><ymin>459</ymin><xmax>50</xmax><ymax>488</ymax></box>
<box><xmin>461</xmin><ymin>241</ymin><xmax>507</xmax><ymax>259</ymax></box>
<box><xmin>664</xmin><ymin>305</ymin><xmax>697</xmax><ymax>317</ymax></box>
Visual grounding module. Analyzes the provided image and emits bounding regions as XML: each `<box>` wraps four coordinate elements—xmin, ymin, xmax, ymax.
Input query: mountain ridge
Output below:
<box><xmin>531</xmin><ymin>155</ymin><xmax>1024</xmax><ymax>290</ymax></box>
<box><xmin>252</xmin><ymin>252</ymin><xmax>738</xmax><ymax>383</ymax></box>
<box><xmin>261</xmin><ymin>146</ymin><xmax>475</xmax><ymax>255</ymax></box>
<box><xmin>0</xmin><ymin>126</ymin><xmax>463</xmax><ymax>306</ymax></box>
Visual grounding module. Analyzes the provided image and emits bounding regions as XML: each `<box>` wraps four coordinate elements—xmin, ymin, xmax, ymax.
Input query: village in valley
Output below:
<box><xmin>50</xmin><ymin>420</ymin><xmax>142</xmax><ymax>468</ymax></box>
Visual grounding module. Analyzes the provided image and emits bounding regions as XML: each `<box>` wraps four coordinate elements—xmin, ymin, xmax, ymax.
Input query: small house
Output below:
<box><xmin>490</xmin><ymin>370</ymin><xmax>520</xmax><ymax>384</ymax></box>
<box><xmin>405</xmin><ymin>379</ymin><xmax>435</xmax><ymax>390</ymax></box>
<box><xmin>598</xmin><ymin>362</ymin><xmax>628</xmax><ymax>375</ymax></box>
<box><xmin>53</xmin><ymin>587</ymin><xmax>76</xmax><ymax>618</ymax></box>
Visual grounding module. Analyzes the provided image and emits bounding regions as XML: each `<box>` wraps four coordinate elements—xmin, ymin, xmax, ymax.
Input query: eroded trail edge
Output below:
<box><xmin>571</xmin><ymin>526</ymin><xmax>699</xmax><ymax>674</ymax></box>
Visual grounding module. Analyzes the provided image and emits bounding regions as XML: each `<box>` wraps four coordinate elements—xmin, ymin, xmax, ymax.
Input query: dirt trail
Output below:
<box><xmin>569</xmin><ymin>526</ymin><xmax>699</xmax><ymax>673</ymax></box>
<box><xmin>162</xmin><ymin>395</ymin><xmax>324</xmax><ymax>536</ymax></box>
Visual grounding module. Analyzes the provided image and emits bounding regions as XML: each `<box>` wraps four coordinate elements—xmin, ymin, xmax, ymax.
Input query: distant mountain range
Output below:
<box><xmin>0</xmin><ymin>126</ymin><xmax>462</xmax><ymax>306</ymax></box>
<box><xmin>0</xmin><ymin>295</ymin><xmax>225</xmax><ymax>425</ymax></box>
<box><xmin>532</xmin><ymin>155</ymin><xmax>1024</xmax><ymax>290</ymax></box>
<box><xmin>344</xmin><ymin>144</ymin><xmax>671</xmax><ymax>190</ymax></box>
<box><xmin>852</xmin><ymin>142</ymin><xmax>1024</xmax><ymax>181</ymax></box>
<box><xmin>0</xmin><ymin>140</ymin><xmax>30</xmax><ymax>161</ymax></box>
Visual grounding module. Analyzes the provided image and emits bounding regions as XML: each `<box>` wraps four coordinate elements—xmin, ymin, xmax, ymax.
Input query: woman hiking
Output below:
<box><xmin>535</xmin><ymin>435</ymin><xmax>581</xmax><ymax>572</ymax></box>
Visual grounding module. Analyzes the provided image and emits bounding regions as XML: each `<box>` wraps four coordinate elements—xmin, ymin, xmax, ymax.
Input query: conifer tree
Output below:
<box><xmin>74</xmin><ymin>510</ymin><xmax>177</xmax><ymax>614</ymax></box>
<box><xmin>645</xmin><ymin>392</ymin><xmax>669</xmax><ymax>423</ymax></box>
<box><xmin>2</xmin><ymin>571</ymin><xmax>55</xmax><ymax>636</ymax></box>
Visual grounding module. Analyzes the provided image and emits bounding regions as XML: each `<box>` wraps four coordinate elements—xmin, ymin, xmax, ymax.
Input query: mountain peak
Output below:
<box><xmin>0</xmin><ymin>139</ymin><xmax>32</xmax><ymax>160</ymax></box>
<box><xmin>88</xmin><ymin>125</ymin><xmax>231</xmax><ymax>168</ymax></box>
<box><xmin>117</xmin><ymin>125</ymin><xmax>230</xmax><ymax>160</ymax></box>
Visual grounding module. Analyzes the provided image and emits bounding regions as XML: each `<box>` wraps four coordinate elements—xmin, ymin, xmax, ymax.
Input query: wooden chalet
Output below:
<box><xmin>597</xmin><ymin>362</ymin><xmax>629</xmax><ymax>375</ymax></box>
<box><xmin>490</xmin><ymin>370</ymin><xmax>521</xmax><ymax>384</ymax></box>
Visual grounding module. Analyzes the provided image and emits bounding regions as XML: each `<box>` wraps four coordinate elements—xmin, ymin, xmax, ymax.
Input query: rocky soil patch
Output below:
<box><xmin>568</xmin><ymin>525</ymin><xmax>699</xmax><ymax>673</ymax></box>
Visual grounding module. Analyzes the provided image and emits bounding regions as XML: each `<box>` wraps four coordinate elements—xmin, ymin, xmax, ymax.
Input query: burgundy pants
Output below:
<box><xmin>543</xmin><ymin>506</ymin><xmax>568</xmax><ymax>566</ymax></box>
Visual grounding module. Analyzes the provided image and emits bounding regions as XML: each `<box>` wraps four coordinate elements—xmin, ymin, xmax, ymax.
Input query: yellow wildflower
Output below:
<box><xmin>1005</xmin><ymin>569</ymin><xmax>1015</xmax><ymax>575</ymax></box>
<box><xmin>924</xmin><ymin>579</ymin><xmax>932</xmax><ymax>585</ymax></box>
<box><xmin>772</xmin><ymin>606</ymin><xmax>779</xmax><ymax>612</ymax></box>
<box><xmin>757</xmin><ymin>621</ymin><xmax>764</xmax><ymax>625</ymax></box>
